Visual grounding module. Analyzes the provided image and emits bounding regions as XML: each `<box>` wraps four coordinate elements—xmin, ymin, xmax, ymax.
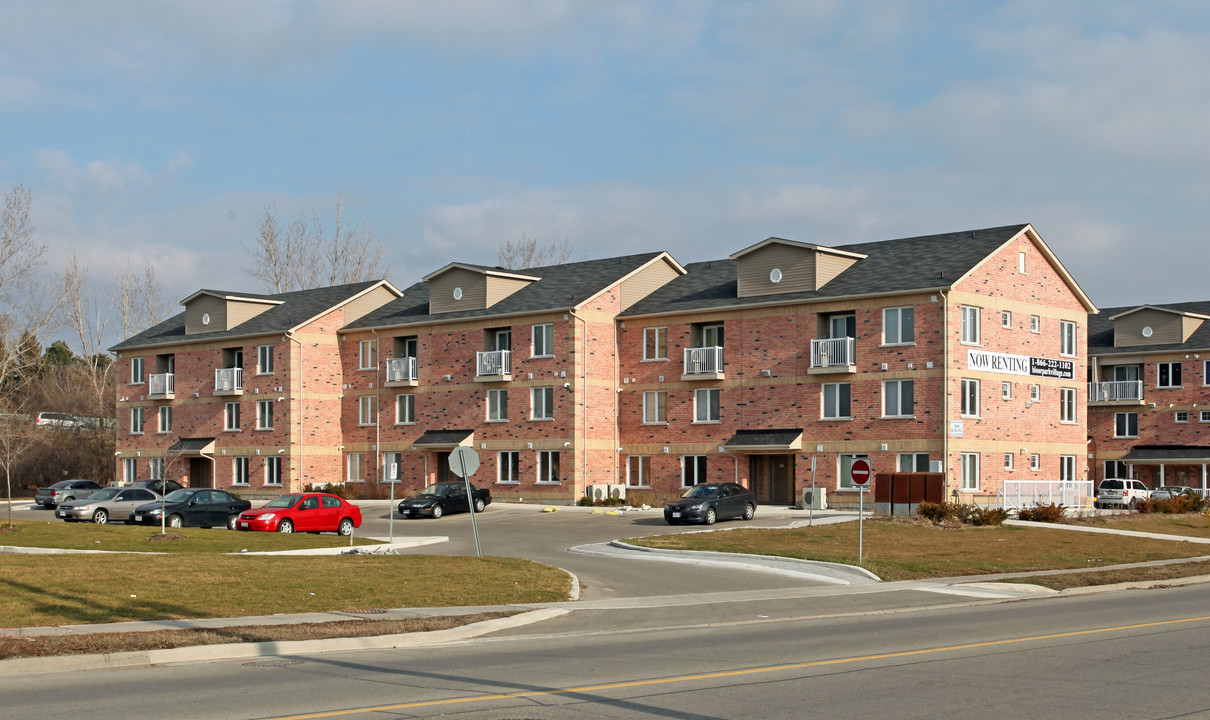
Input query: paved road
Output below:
<box><xmin>4</xmin><ymin>580</ymin><xmax>1209</xmax><ymax>719</ymax></box>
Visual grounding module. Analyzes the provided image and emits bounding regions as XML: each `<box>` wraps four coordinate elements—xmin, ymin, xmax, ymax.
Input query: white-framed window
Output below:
<box><xmin>1001</xmin><ymin>310</ymin><xmax>1012</xmax><ymax>329</ymax></box>
<box><xmin>1019</xmin><ymin>251</ymin><xmax>1027</xmax><ymax>274</ymax></box>
<box><xmin>130</xmin><ymin>357</ymin><xmax>145</xmax><ymax>384</ymax></box>
<box><xmin>497</xmin><ymin>451</ymin><xmax>519</xmax><ymax>483</ymax></box>
<box><xmin>694</xmin><ymin>387</ymin><xmax>720</xmax><ymax>422</ymax></box>
<box><xmin>1030</xmin><ymin>384</ymin><xmax>1041</xmax><ymax>402</ymax></box>
<box><xmin>265</xmin><ymin>456</ymin><xmax>282</xmax><ymax>485</ymax></box>
<box><xmin>1004</xmin><ymin>453</ymin><xmax>1014</xmax><ymax>471</ymax></box>
<box><xmin>357</xmin><ymin>396</ymin><xmax>375</xmax><ymax>426</ymax></box>
<box><xmin>839</xmin><ymin>453</ymin><xmax>869</xmax><ymax>489</ymax></box>
<box><xmin>537</xmin><ymin>451</ymin><xmax>560</xmax><ymax>483</ymax></box>
<box><xmin>1105</xmin><ymin>460</ymin><xmax>1132</xmax><ymax>479</ymax></box>
<box><xmin>358</xmin><ymin>339</ymin><xmax>375</xmax><ymax>370</ymax></box>
<box><xmin>643</xmin><ymin>327</ymin><xmax>667</xmax><ymax>360</ymax></box>
<box><xmin>898</xmin><ymin>453</ymin><xmax>929</xmax><ymax>472</ymax></box>
<box><xmin>1030</xmin><ymin>315</ymin><xmax>1041</xmax><ymax>333</ymax></box>
<box><xmin>960</xmin><ymin>305</ymin><xmax>980</xmax><ymax>344</ymax></box>
<box><xmin>626</xmin><ymin>456</ymin><xmax>651</xmax><ymax>487</ymax></box>
<box><xmin>1059</xmin><ymin>455</ymin><xmax>1076</xmax><ymax>483</ymax></box>
<box><xmin>883</xmin><ymin>379</ymin><xmax>913</xmax><ymax>417</ymax></box>
<box><xmin>256</xmin><ymin>345</ymin><xmax>274</xmax><ymax>374</ymax></box>
<box><xmin>961</xmin><ymin>452</ymin><xmax>980</xmax><ymax>490</ymax></box>
<box><xmin>1205</xmin><ymin>360</ymin><xmax>1210</xmax><ymax>386</ymax></box>
<box><xmin>1001</xmin><ymin>382</ymin><xmax>1012</xmax><ymax>400</ymax></box>
<box><xmin>1202</xmin><ymin>410</ymin><xmax>1210</xmax><ymax>423</ymax></box>
<box><xmin>257</xmin><ymin>400</ymin><xmax>273</xmax><ymax>430</ymax></box>
<box><xmin>486</xmin><ymin>389</ymin><xmax>507</xmax><ymax>422</ymax></box>
<box><xmin>1060</xmin><ymin>320</ymin><xmax>1077</xmax><ymax>357</ymax></box>
<box><xmin>232</xmin><ymin>457</ymin><xmax>249</xmax><ymax>485</ymax></box>
<box><xmin>823</xmin><ymin>382</ymin><xmax>851</xmax><ymax>420</ymax></box>
<box><xmin>960</xmin><ymin>378</ymin><xmax>979</xmax><ymax>418</ymax></box>
<box><xmin>682</xmin><ymin>455</ymin><xmax>707</xmax><ymax>486</ymax></box>
<box><xmin>157</xmin><ymin>405</ymin><xmax>172</xmax><ymax>433</ymax></box>
<box><xmin>396</xmin><ymin>393</ymin><xmax>415</xmax><ymax>424</ymax></box>
<box><xmin>1030</xmin><ymin>453</ymin><xmax>1040</xmax><ymax>471</ymax></box>
<box><xmin>883</xmin><ymin>307</ymin><xmax>914</xmax><ymax>345</ymax></box>
<box><xmin>1115</xmin><ymin>411</ymin><xmax>1138</xmax><ymax>438</ymax></box>
<box><xmin>1158</xmin><ymin>361</ymin><xmax>1182</xmax><ymax>388</ymax></box>
<box><xmin>1060</xmin><ymin>387</ymin><xmax>1076</xmax><ymax>423</ymax></box>
<box><xmin>1176</xmin><ymin>410</ymin><xmax>1189</xmax><ymax>423</ymax></box>
<box><xmin>531</xmin><ymin>387</ymin><xmax>554</xmax><ymax>420</ymax></box>
<box><xmin>130</xmin><ymin>407</ymin><xmax>144</xmax><ymax>434</ymax></box>
<box><xmin>123</xmin><ymin>457</ymin><xmax>137</xmax><ymax>483</ymax></box>
<box><xmin>224</xmin><ymin>402</ymin><xmax>240</xmax><ymax>431</ymax></box>
<box><xmin>381</xmin><ymin>451</ymin><xmax>403</xmax><ymax>482</ymax></box>
<box><xmin>642</xmin><ymin>390</ymin><xmax>667</xmax><ymax>424</ymax></box>
<box><xmin>149</xmin><ymin>457</ymin><xmax>163</xmax><ymax>480</ymax></box>
<box><xmin>532</xmin><ymin>323</ymin><xmax>554</xmax><ymax>358</ymax></box>
<box><xmin>347</xmin><ymin>452</ymin><xmax>363</xmax><ymax>482</ymax></box>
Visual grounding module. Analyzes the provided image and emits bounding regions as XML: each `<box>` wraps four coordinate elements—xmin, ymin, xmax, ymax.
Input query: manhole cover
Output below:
<box><xmin>242</xmin><ymin>658</ymin><xmax>306</xmax><ymax>668</ymax></box>
<box><xmin>341</xmin><ymin>608</ymin><xmax>387</xmax><ymax>614</ymax></box>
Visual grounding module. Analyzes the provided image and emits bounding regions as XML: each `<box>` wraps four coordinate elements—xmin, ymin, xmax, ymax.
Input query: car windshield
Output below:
<box><xmin>419</xmin><ymin>484</ymin><xmax>453</xmax><ymax>497</ymax></box>
<box><xmin>264</xmin><ymin>495</ymin><xmax>302</xmax><ymax>508</ymax></box>
<box><xmin>86</xmin><ymin>488</ymin><xmax>121</xmax><ymax>501</ymax></box>
<box><xmin>1099</xmin><ymin>480</ymin><xmax>1123</xmax><ymax>490</ymax></box>
<box><xmin>682</xmin><ymin>485</ymin><xmax>720</xmax><ymax>499</ymax></box>
<box><xmin>162</xmin><ymin>489</ymin><xmax>195</xmax><ymax>503</ymax></box>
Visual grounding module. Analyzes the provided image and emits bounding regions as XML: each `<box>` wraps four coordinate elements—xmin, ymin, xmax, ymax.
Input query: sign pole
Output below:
<box><xmin>859</xmin><ymin>487</ymin><xmax>864</xmax><ymax>564</ymax></box>
<box><xmin>849</xmin><ymin>457</ymin><xmax>873</xmax><ymax>566</ymax></box>
<box><xmin>388</xmin><ymin>461</ymin><xmax>396</xmax><ymax>543</ymax></box>
<box><xmin>809</xmin><ymin>456</ymin><xmax>817</xmax><ymax>527</ymax></box>
<box><xmin>449</xmin><ymin>446</ymin><xmax>483</xmax><ymax>558</ymax></box>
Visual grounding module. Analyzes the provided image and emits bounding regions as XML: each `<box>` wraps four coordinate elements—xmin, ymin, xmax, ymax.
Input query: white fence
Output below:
<box><xmin>1001</xmin><ymin>480</ymin><xmax>1094</xmax><ymax>510</ymax></box>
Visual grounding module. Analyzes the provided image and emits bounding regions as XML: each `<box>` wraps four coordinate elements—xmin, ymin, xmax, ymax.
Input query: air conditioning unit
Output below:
<box><xmin>800</xmin><ymin>487</ymin><xmax>828</xmax><ymax>510</ymax></box>
<box><xmin>606</xmin><ymin>483</ymin><xmax>626</xmax><ymax>500</ymax></box>
<box><xmin>929</xmin><ymin>460</ymin><xmax>944</xmax><ymax>473</ymax></box>
<box><xmin>588</xmin><ymin>485</ymin><xmax>608</xmax><ymax>501</ymax></box>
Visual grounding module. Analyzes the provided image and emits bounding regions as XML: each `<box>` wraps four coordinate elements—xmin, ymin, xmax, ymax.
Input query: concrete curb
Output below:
<box><xmin>1005</xmin><ymin>518</ymin><xmax>1210</xmax><ymax>543</ymax></box>
<box><xmin>0</xmin><ymin>607</ymin><xmax>570</xmax><ymax>677</ymax></box>
<box><xmin>598</xmin><ymin>540</ymin><xmax>881</xmax><ymax>585</ymax></box>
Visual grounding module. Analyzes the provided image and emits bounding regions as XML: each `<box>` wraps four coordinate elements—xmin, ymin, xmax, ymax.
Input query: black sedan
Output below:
<box><xmin>130</xmin><ymin>488</ymin><xmax>251</xmax><ymax>530</ymax></box>
<box><xmin>398</xmin><ymin>481</ymin><xmax>491</xmax><ymax>519</ymax></box>
<box><xmin>664</xmin><ymin>482</ymin><xmax>756</xmax><ymax>525</ymax></box>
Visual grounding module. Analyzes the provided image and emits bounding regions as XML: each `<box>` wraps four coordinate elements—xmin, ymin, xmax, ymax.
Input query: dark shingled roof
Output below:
<box><xmin>1121</xmin><ymin>445</ymin><xmax>1210</xmax><ymax>463</ymax></box>
<box><xmin>345</xmin><ymin>252</ymin><xmax>668</xmax><ymax>330</ymax></box>
<box><xmin>724</xmin><ymin>429</ymin><xmax>804</xmax><ymax>449</ymax></box>
<box><xmin>110</xmin><ymin>281</ymin><xmax>385</xmax><ymax>352</ymax></box>
<box><xmin>1089</xmin><ymin>301</ymin><xmax>1210</xmax><ymax>357</ymax></box>
<box><xmin>620</xmin><ymin>225</ymin><xmax>1030</xmax><ymax>317</ymax></box>
<box><xmin>167</xmin><ymin>437</ymin><xmax>216</xmax><ymax>455</ymax></box>
<box><xmin>411</xmin><ymin>429</ymin><xmax>474</xmax><ymax>448</ymax></box>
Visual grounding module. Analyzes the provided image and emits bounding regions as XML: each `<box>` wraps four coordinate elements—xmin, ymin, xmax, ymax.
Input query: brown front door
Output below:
<box><xmin>188</xmin><ymin>458</ymin><xmax>213</xmax><ymax>488</ymax></box>
<box><xmin>749</xmin><ymin>454</ymin><xmax>795</xmax><ymax>506</ymax></box>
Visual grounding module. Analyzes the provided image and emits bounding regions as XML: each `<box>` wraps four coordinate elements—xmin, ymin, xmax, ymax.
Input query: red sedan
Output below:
<box><xmin>235</xmin><ymin>492</ymin><xmax>362</xmax><ymax>536</ymax></box>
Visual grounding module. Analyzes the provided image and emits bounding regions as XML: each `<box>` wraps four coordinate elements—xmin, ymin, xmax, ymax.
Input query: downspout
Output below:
<box><xmin>372</xmin><ymin>329</ymin><xmax>382</xmax><ymax>486</ymax></box>
<box><xmin>570</xmin><ymin>309</ymin><xmax>589</xmax><ymax>495</ymax></box>
<box><xmin>200</xmin><ymin>449</ymin><xmax>216</xmax><ymax>489</ymax></box>
<box><xmin>940</xmin><ymin>289</ymin><xmax>950</xmax><ymax>497</ymax></box>
<box><xmin>285</xmin><ymin>332</ymin><xmax>304</xmax><ymax>490</ymax></box>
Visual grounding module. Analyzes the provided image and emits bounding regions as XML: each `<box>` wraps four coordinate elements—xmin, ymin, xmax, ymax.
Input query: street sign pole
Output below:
<box><xmin>809</xmin><ymin>456</ymin><xmax>817</xmax><ymax>527</ymax></box>
<box><xmin>449</xmin><ymin>446</ymin><xmax>483</xmax><ymax>558</ymax></box>
<box><xmin>849</xmin><ymin>458</ymin><xmax>873</xmax><ymax>564</ymax></box>
<box><xmin>388</xmin><ymin>461</ymin><xmax>397</xmax><ymax>542</ymax></box>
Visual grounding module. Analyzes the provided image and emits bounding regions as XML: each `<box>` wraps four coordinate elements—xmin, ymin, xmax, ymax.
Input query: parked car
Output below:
<box><xmin>1150</xmin><ymin>486</ymin><xmax>1198</xmax><ymax>500</ymax></box>
<box><xmin>127</xmin><ymin>479</ymin><xmax>185</xmax><ymax>496</ymax></box>
<box><xmin>235</xmin><ymin>492</ymin><xmax>362</xmax><ymax>535</ymax></box>
<box><xmin>665</xmin><ymin>482</ymin><xmax>757</xmax><ymax>525</ymax></box>
<box><xmin>130</xmin><ymin>488</ymin><xmax>251</xmax><ymax>529</ymax></box>
<box><xmin>56</xmin><ymin>487</ymin><xmax>161</xmax><ymax>524</ymax></box>
<box><xmin>34</xmin><ymin>479</ymin><xmax>104</xmax><ymax>508</ymax></box>
<box><xmin>398</xmin><ymin>481</ymin><xmax>491</xmax><ymax>518</ymax></box>
<box><xmin>33</xmin><ymin>412</ymin><xmax>86</xmax><ymax>428</ymax></box>
<box><xmin>1095</xmin><ymin>478</ymin><xmax>1151</xmax><ymax>508</ymax></box>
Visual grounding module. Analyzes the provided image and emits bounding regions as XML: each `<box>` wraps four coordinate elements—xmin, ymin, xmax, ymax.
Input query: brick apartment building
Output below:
<box><xmin>112</xmin><ymin>223</ymin><xmax>1097</xmax><ymax>505</ymax></box>
<box><xmin>1088</xmin><ymin>302</ymin><xmax>1210</xmax><ymax>491</ymax></box>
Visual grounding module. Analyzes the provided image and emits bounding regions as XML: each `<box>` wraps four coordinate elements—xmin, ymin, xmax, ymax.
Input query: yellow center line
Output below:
<box><xmin>264</xmin><ymin>614</ymin><xmax>1210</xmax><ymax>719</ymax></box>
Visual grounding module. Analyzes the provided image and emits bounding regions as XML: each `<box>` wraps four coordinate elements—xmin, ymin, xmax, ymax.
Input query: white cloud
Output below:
<box><xmin>34</xmin><ymin>150</ymin><xmax>147</xmax><ymax>192</ymax></box>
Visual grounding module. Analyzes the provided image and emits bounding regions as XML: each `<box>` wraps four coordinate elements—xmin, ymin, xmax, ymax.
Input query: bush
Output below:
<box><xmin>304</xmin><ymin>482</ymin><xmax>348</xmax><ymax>499</ymax></box>
<box><xmin>1139</xmin><ymin>493</ymin><xmax>1204</xmax><ymax>514</ymax></box>
<box><xmin>623</xmin><ymin>490</ymin><xmax>658</xmax><ymax>507</ymax></box>
<box><xmin>917</xmin><ymin>501</ymin><xmax>959</xmax><ymax>523</ymax></box>
<box><xmin>1017</xmin><ymin>502</ymin><xmax>1065</xmax><ymax>523</ymax></box>
<box><xmin>577</xmin><ymin>496</ymin><xmax>594</xmax><ymax>507</ymax></box>
<box><xmin>970</xmin><ymin>506</ymin><xmax>1009</xmax><ymax>526</ymax></box>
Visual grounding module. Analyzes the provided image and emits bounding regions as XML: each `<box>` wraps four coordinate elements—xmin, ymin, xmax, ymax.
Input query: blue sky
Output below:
<box><xmin>3</xmin><ymin>0</ymin><xmax>1210</xmax><ymax>338</ymax></box>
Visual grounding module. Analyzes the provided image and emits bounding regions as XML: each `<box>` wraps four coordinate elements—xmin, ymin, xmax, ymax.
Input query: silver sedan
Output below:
<box><xmin>56</xmin><ymin>487</ymin><xmax>161</xmax><ymax>524</ymax></box>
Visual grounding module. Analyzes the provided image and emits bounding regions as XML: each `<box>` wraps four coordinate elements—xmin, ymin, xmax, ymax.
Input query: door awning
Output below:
<box><xmin>1121</xmin><ymin>445</ymin><xmax>1210</xmax><ymax>465</ymax></box>
<box><xmin>723</xmin><ymin>429</ymin><xmax>803</xmax><ymax>453</ymax></box>
<box><xmin>167</xmin><ymin>437</ymin><xmax>216</xmax><ymax>456</ymax></box>
<box><xmin>411</xmin><ymin>429</ymin><xmax>474</xmax><ymax>451</ymax></box>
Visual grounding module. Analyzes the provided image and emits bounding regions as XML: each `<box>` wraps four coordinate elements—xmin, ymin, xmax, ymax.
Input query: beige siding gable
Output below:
<box><xmin>428</xmin><ymin>268</ymin><xmax>488</xmax><ymax>314</ymax></box>
<box><xmin>485</xmin><ymin>276</ymin><xmax>531</xmax><ymax>306</ymax></box>
<box><xmin>620</xmin><ymin>257</ymin><xmax>682</xmax><ymax>310</ymax></box>
<box><xmin>184</xmin><ymin>295</ymin><xmax>227</xmax><ymax>334</ymax></box>
<box><xmin>226</xmin><ymin>300</ymin><xmax>275</xmax><ymax>329</ymax></box>
<box><xmin>1114</xmin><ymin>308</ymin><xmax>1204</xmax><ymax>347</ymax></box>
<box><xmin>343</xmin><ymin>285</ymin><xmax>398</xmax><ymax>325</ymax></box>
<box><xmin>734</xmin><ymin>242</ymin><xmax>861</xmax><ymax>297</ymax></box>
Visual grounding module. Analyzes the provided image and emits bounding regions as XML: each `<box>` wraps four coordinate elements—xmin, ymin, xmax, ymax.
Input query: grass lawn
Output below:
<box><xmin>0</xmin><ymin>521</ymin><xmax>380</xmax><ymax>553</ymax></box>
<box><xmin>628</xmin><ymin>520</ymin><xmax>1210</xmax><ymax>581</ymax></box>
<box><xmin>1067</xmin><ymin>512</ymin><xmax>1210</xmax><ymax>538</ymax></box>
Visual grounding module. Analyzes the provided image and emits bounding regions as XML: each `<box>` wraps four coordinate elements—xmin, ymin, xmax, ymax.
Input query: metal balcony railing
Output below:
<box><xmin>148</xmin><ymin>373</ymin><xmax>174</xmax><ymax>396</ymax></box>
<box><xmin>476</xmin><ymin>350</ymin><xmax>511</xmax><ymax>377</ymax></box>
<box><xmin>683</xmin><ymin>346</ymin><xmax>724</xmax><ymax>375</ymax></box>
<box><xmin>215</xmin><ymin>367</ymin><xmax>243</xmax><ymax>392</ymax></box>
<box><xmin>810</xmin><ymin>337</ymin><xmax>856</xmax><ymax>368</ymax></box>
<box><xmin>385</xmin><ymin>356</ymin><xmax>418</xmax><ymax>383</ymax></box>
<box><xmin>1088</xmin><ymin>380</ymin><xmax>1143</xmax><ymax>403</ymax></box>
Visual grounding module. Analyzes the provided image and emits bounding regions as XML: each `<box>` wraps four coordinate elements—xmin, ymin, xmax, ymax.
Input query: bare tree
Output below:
<box><xmin>497</xmin><ymin>234</ymin><xmax>576</xmax><ymax>269</ymax></box>
<box><xmin>0</xmin><ymin>397</ymin><xmax>37</xmax><ymax>528</ymax></box>
<box><xmin>0</xmin><ymin>185</ymin><xmax>61</xmax><ymax>393</ymax></box>
<box><xmin>244</xmin><ymin>198</ymin><xmax>384</xmax><ymax>292</ymax></box>
<box><xmin>114</xmin><ymin>259</ymin><xmax>172</xmax><ymax>341</ymax></box>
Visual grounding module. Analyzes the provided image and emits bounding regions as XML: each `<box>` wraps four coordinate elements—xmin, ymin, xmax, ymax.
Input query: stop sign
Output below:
<box><xmin>850</xmin><ymin>458</ymin><xmax>872</xmax><ymax>487</ymax></box>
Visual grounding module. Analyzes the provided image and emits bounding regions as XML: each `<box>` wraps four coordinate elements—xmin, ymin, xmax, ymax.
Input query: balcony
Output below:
<box><xmin>385</xmin><ymin>356</ymin><xmax>419</xmax><ymax>387</ymax></box>
<box><xmin>682</xmin><ymin>346</ymin><xmax>725</xmax><ymax>381</ymax></box>
<box><xmin>147</xmin><ymin>373</ymin><xmax>175</xmax><ymax>400</ymax></box>
<box><xmin>1089</xmin><ymin>380</ymin><xmax>1144</xmax><ymax>406</ymax></box>
<box><xmin>809</xmin><ymin>337</ymin><xmax>856</xmax><ymax>374</ymax></box>
<box><xmin>214</xmin><ymin>367</ymin><xmax>243</xmax><ymax>396</ymax></box>
<box><xmin>475</xmin><ymin>350</ymin><xmax>511</xmax><ymax>382</ymax></box>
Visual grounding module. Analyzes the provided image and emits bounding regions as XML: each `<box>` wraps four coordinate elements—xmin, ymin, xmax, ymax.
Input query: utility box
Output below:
<box><xmin>873</xmin><ymin>472</ymin><xmax>945</xmax><ymax>517</ymax></box>
<box><xmin>798</xmin><ymin>487</ymin><xmax>828</xmax><ymax>510</ymax></box>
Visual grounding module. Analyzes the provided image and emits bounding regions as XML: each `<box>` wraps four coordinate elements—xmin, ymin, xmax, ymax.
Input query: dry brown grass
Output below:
<box><xmin>1007</xmin><ymin>560</ymin><xmax>1210</xmax><ymax>590</ymax></box>
<box><xmin>0</xmin><ymin>612</ymin><xmax>518</xmax><ymax>660</ymax></box>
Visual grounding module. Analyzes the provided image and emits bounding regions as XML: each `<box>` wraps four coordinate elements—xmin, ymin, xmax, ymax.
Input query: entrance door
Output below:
<box><xmin>435</xmin><ymin>451</ymin><xmax>452</xmax><ymax>483</ymax></box>
<box><xmin>188</xmin><ymin>458</ymin><xmax>213</xmax><ymax>488</ymax></box>
<box><xmin>749</xmin><ymin>455</ymin><xmax>795</xmax><ymax>506</ymax></box>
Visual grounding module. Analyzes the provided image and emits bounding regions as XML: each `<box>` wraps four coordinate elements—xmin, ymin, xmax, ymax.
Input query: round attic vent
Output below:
<box><xmin>202</xmin><ymin>313</ymin><xmax>210</xmax><ymax>326</ymax></box>
<box><xmin>770</xmin><ymin>268</ymin><xmax>783</xmax><ymax>284</ymax></box>
<box><xmin>453</xmin><ymin>287</ymin><xmax>463</xmax><ymax>301</ymax></box>
<box><xmin>1142</xmin><ymin>326</ymin><xmax>1153</xmax><ymax>338</ymax></box>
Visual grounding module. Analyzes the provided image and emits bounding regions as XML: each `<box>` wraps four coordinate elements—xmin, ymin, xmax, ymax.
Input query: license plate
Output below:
<box><xmin>56</xmin><ymin>510</ymin><xmax>65</xmax><ymax>517</ymax></box>
<box><xmin>239</xmin><ymin>521</ymin><xmax>248</xmax><ymax>528</ymax></box>
<box><xmin>133</xmin><ymin>514</ymin><xmax>143</xmax><ymax>522</ymax></box>
<box><xmin>671</xmin><ymin>512</ymin><xmax>682</xmax><ymax>518</ymax></box>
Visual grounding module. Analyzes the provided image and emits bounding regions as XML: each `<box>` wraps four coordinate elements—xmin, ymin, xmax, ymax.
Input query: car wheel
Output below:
<box><xmin>338</xmin><ymin>518</ymin><xmax>355</xmax><ymax>536</ymax></box>
<box><xmin>431</xmin><ymin>504</ymin><xmax>444</xmax><ymax>519</ymax></box>
<box><xmin>473</xmin><ymin>498</ymin><xmax>486</xmax><ymax>513</ymax></box>
<box><xmin>704</xmin><ymin>507</ymin><xmax>717</xmax><ymax>525</ymax></box>
<box><xmin>277</xmin><ymin>519</ymin><xmax>294</xmax><ymax>534</ymax></box>
<box><xmin>92</xmin><ymin>509</ymin><xmax>108</xmax><ymax>524</ymax></box>
<box><xmin>62</xmin><ymin>496</ymin><xmax>75</xmax><ymax>504</ymax></box>
<box><xmin>227</xmin><ymin>515</ymin><xmax>239</xmax><ymax>531</ymax></box>
<box><xmin>167</xmin><ymin>514</ymin><xmax>183</xmax><ymax>528</ymax></box>
<box><xmin>1129</xmin><ymin>498</ymin><xmax>1138</xmax><ymax>509</ymax></box>
<box><xmin>742</xmin><ymin>503</ymin><xmax>755</xmax><ymax>521</ymax></box>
